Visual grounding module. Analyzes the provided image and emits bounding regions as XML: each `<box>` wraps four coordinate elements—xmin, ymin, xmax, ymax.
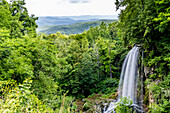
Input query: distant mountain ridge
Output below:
<box><xmin>53</xmin><ymin>15</ymin><xmax>118</xmax><ymax>20</ymax></box>
<box><xmin>36</xmin><ymin>15</ymin><xmax>118</xmax><ymax>35</ymax></box>
<box><xmin>36</xmin><ymin>15</ymin><xmax>118</xmax><ymax>26</ymax></box>
<box><xmin>39</xmin><ymin>19</ymin><xmax>117</xmax><ymax>35</ymax></box>
<box><xmin>37</xmin><ymin>16</ymin><xmax>99</xmax><ymax>26</ymax></box>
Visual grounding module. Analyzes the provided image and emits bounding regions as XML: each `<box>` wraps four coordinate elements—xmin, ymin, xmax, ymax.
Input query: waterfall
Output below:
<box><xmin>105</xmin><ymin>46</ymin><xmax>140</xmax><ymax>113</ymax></box>
<box><xmin>118</xmin><ymin>46</ymin><xmax>139</xmax><ymax>101</ymax></box>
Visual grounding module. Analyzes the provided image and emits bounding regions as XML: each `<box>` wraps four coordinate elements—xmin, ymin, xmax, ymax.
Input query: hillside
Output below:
<box><xmin>37</xmin><ymin>16</ymin><xmax>97</xmax><ymax>26</ymax></box>
<box><xmin>39</xmin><ymin>19</ymin><xmax>116</xmax><ymax>35</ymax></box>
<box><xmin>36</xmin><ymin>15</ymin><xmax>118</xmax><ymax>26</ymax></box>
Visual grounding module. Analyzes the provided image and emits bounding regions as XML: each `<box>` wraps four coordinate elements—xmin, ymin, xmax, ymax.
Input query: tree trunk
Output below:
<box><xmin>109</xmin><ymin>45</ymin><xmax>112</xmax><ymax>78</ymax></box>
<box><xmin>96</xmin><ymin>48</ymin><xmax>100</xmax><ymax>79</ymax></box>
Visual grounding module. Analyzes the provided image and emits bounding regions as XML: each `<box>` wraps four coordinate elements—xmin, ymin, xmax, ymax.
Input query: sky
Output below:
<box><xmin>22</xmin><ymin>0</ymin><xmax>120</xmax><ymax>16</ymax></box>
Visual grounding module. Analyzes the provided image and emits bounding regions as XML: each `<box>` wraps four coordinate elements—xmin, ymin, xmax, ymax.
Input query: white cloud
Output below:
<box><xmin>17</xmin><ymin>0</ymin><xmax>120</xmax><ymax>16</ymax></box>
<box><xmin>69</xmin><ymin>0</ymin><xmax>80</xmax><ymax>3</ymax></box>
<box><xmin>82</xmin><ymin>0</ymin><xmax>90</xmax><ymax>3</ymax></box>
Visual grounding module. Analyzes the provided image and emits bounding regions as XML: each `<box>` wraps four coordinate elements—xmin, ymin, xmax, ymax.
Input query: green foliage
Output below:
<box><xmin>146</xmin><ymin>75</ymin><xmax>170</xmax><ymax>113</ymax></box>
<box><xmin>86</xmin><ymin>21</ymin><xmax>126</xmax><ymax>80</ymax></box>
<box><xmin>115</xmin><ymin>97</ymin><xmax>133</xmax><ymax>113</ymax></box>
<box><xmin>0</xmin><ymin>0</ymin><xmax>38</xmax><ymax>38</ymax></box>
<box><xmin>0</xmin><ymin>36</ymin><xmax>58</xmax><ymax>83</ymax></box>
<box><xmin>154</xmin><ymin>0</ymin><xmax>170</xmax><ymax>33</ymax></box>
<box><xmin>0</xmin><ymin>28</ymin><xmax>10</xmax><ymax>41</ymax></box>
<box><xmin>100</xmin><ymin>78</ymin><xmax>118</xmax><ymax>94</ymax></box>
<box><xmin>0</xmin><ymin>30</ymin><xmax>76</xmax><ymax>111</ymax></box>
<box><xmin>53</xmin><ymin>34</ymin><xmax>99</xmax><ymax>97</ymax></box>
<box><xmin>0</xmin><ymin>78</ymin><xmax>77</xmax><ymax>113</ymax></box>
<box><xmin>9</xmin><ymin>0</ymin><xmax>38</xmax><ymax>37</ymax></box>
<box><xmin>83</xmin><ymin>102</ymin><xmax>92</xmax><ymax>111</ymax></box>
<box><xmin>95</xmin><ymin>37</ymin><xmax>117</xmax><ymax>78</ymax></box>
<box><xmin>0</xmin><ymin>78</ymin><xmax>53</xmax><ymax>112</ymax></box>
<box><xmin>0</xmin><ymin>37</ymin><xmax>34</xmax><ymax>82</ymax></box>
<box><xmin>46</xmin><ymin>21</ymin><xmax>125</xmax><ymax>98</ymax></box>
<box><xmin>0</xmin><ymin>1</ymin><xmax>11</xmax><ymax>28</ymax></box>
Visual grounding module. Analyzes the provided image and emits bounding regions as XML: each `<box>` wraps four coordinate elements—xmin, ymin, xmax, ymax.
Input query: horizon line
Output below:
<box><xmin>37</xmin><ymin>14</ymin><xmax>118</xmax><ymax>17</ymax></box>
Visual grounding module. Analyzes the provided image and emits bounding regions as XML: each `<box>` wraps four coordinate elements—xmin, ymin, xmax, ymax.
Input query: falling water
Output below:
<box><xmin>105</xmin><ymin>46</ymin><xmax>140</xmax><ymax>113</ymax></box>
<box><xmin>118</xmin><ymin>46</ymin><xmax>139</xmax><ymax>101</ymax></box>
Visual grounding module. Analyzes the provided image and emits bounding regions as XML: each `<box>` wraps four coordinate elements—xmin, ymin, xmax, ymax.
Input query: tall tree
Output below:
<box><xmin>12</xmin><ymin>0</ymin><xmax>38</xmax><ymax>36</ymax></box>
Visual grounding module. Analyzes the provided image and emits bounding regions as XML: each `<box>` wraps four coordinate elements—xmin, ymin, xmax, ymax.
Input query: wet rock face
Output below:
<box><xmin>98</xmin><ymin>99</ymin><xmax>116</xmax><ymax>113</ymax></box>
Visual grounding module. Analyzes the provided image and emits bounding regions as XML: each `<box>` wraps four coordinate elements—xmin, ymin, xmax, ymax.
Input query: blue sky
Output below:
<box><xmin>9</xmin><ymin>0</ymin><xmax>120</xmax><ymax>16</ymax></box>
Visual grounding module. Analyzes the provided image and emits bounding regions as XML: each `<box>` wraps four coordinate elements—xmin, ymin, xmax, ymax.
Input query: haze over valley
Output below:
<box><xmin>36</xmin><ymin>15</ymin><xmax>118</xmax><ymax>34</ymax></box>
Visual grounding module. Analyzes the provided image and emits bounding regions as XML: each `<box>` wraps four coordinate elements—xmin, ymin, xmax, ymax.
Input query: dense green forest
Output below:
<box><xmin>38</xmin><ymin>19</ymin><xmax>116</xmax><ymax>35</ymax></box>
<box><xmin>0</xmin><ymin>0</ymin><xmax>169</xmax><ymax>112</ymax></box>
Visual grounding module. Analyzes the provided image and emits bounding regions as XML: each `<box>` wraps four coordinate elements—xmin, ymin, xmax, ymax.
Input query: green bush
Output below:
<box><xmin>115</xmin><ymin>97</ymin><xmax>133</xmax><ymax>113</ymax></box>
<box><xmin>100</xmin><ymin>78</ymin><xmax>118</xmax><ymax>94</ymax></box>
<box><xmin>0</xmin><ymin>78</ymin><xmax>53</xmax><ymax>112</ymax></box>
